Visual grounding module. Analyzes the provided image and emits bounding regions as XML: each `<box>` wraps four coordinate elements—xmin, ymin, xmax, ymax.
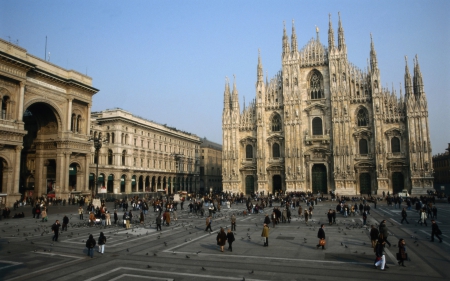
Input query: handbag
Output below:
<box><xmin>319</xmin><ymin>239</ymin><xmax>326</xmax><ymax>246</ymax></box>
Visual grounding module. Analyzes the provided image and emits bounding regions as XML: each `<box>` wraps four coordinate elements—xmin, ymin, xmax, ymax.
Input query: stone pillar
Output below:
<box><xmin>13</xmin><ymin>146</ymin><xmax>22</xmax><ymax>194</ymax></box>
<box><xmin>84</xmin><ymin>154</ymin><xmax>90</xmax><ymax>192</ymax></box>
<box><xmin>67</xmin><ymin>98</ymin><xmax>73</xmax><ymax>131</ymax></box>
<box><xmin>125</xmin><ymin>179</ymin><xmax>132</xmax><ymax>194</ymax></box>
<box><xmin>86</xmin><ymin>104</ymin><xmax>91</xmax><ymax>135</ymax></box>
<box><xmin>18</xmin><ymin>82</ymin><xmax>25</xmax><ymax>121</ymax></box>
<box><xmin>114</xmin><ymin>178</ymin><xmax>121</xmax><ymax>194</ymax></box>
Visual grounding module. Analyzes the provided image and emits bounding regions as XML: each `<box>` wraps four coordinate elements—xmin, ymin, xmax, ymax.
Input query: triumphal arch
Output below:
<box><xmin>0</xmin><ymin>39</ymin><xmax>98</xmax><ymax>206</ymax></box>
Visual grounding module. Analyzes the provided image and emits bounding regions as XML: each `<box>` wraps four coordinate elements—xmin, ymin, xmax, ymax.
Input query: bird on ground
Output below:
<box><xmin>249</xmin><ymin>270</ymin><xmax>254</xmax><ymax>274</ymax></box>
<box><xmin>186</xmin><ymin>255</ymin><xmax>190</xmax><ymax>258</ymax></box>
<box><xmin>202</xmin><ymin>267</ymin><xmax>206</xmax><ymax>271</ymax></box>
<box><xmin>147</xmin><ymin>265</ymin><xmax>151</xmax><ymax>268</ymax></box>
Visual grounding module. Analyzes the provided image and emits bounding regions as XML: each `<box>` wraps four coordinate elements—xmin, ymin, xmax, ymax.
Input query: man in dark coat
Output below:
<box><xmin>51</xmin><ymin>220</ymin><xmax>61</xmax><ymax>242</ymax></box>
<box><xmin>62</xmin><ymin>215</ymin><xmax>69</xmax><ymax>231</ymax></box>
<box><xmin>86</xmin><ymin>234</ymin><xmax>96</xmax><ymax>258</ymax></box>
<box><xmin>370</xmin><ymin>225</ymin><xmax>379</xmax><ymax>248</ymax></box>
<box><xmin>401</xmin><ymin>208</ymin><xmax>409</xmax><ymax>224</ymax></box>
<box><xmin>431</xmin><ymin>219</ymin><xmax>443</xmax><ymax>243</ymax></box>
<box><xmin>226</xmin><ymin>229</ymin><xmax>235</xmax><ymax>252</ymax></box>
<box><xmin>379</xmin><ymin>220</ymin><xmax>391</xmax><ymax>247</ymax></box>
<box><xmin>316</xmin><ymin>224</ymin><xmax>326</xmax><ymax>249</ymax></box>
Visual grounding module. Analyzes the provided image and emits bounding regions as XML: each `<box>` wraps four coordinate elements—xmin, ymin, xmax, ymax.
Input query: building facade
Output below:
<box><xmin>433</xmin><ymin>143</ymin><xmax>450</xmax><ymax>195</ymax></box>
<box><xmin>0</xmin><ymin>39</ymin><xmax>97</xmax><ymax>206</ymax></box>
<box><xmin>199</xmin><ymin>138</ymin><xmax>222</xmax><ymax>194</ymax></box>
<box><xmin>222</xmin><ymin>14</ymin><xmax>434</xmax><ymax>196</ymax></box>
<box><xmin>89</xmin><ymin>108</ymin><xmax>201</xmax><ymax>195</ymax></box>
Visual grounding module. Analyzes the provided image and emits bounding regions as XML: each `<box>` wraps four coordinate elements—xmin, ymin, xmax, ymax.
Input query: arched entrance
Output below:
<box><xmin>107</xmin><ymin>174</ymin><xmax>114</xmax><ymax>193</ymax></box>
<box><xmin>145</xmin><ymin>176</ymin><xmax>150</xmax><ymax>192</ymax></box>
<box><xmin>138</xmin><ymin>175</ymin><xmax>144</xmax><ymax>192</ymax></box>
<box><xmin>359</xmin><ymin>173</ymin><xmax>371</xmax><ymax>195</ymax></box>
<box><xmin>68</xmin><ymin>163</ymin><xmax>78</xmax><ymax>191</ymax></box>
<box><xmin>272</xmin><ymin>175</ymin><xmax>282</xmax><ymax>194</ymax></box>
<box><xmin>89</xmin><ymin>173</ymin><xmax>95</xmax><ymax>190</ymax></box>
<box><xmin>312</xmin><ymin>164</ymin><xmax>327</xmax><ymax>193</ymax></box>
<box><xmin>21</xmin><ymin>102</ymin><xmax>61</xmax><ymax>196</ymax></box>
<box><xmin>131</xmin><ymin>175</ymin><xmax>136</xmax><ymax>192</ymax></box>
<box><xmin>120</xmin><ymin>175</ymin><xmax>126</xmax><ymax>193</ymax></box>
<box><xmin>392</xmin><ymin>172</ymin><xmax>404</xmax><ymax>194</ymax></box>
<box><xmin>151</xmin><ymin>176</ymin><xmax>156</xmax><ymax>192</ymax></box>
<box><xmin>245</xmin><ymin>175</ymin><xmax>254</xmax><ymax>195</ymax></box>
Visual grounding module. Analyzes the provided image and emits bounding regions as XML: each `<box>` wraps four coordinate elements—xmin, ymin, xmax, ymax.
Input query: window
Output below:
<box><xmin>108</xmin><ymin>149</ymin><xmax>113</xmax><ymax>165</ymax></box>
<box><xmin>121</xmin><ymin>150</ymin><xmax>126</xmax><ymax>166</ymax></box>
<box><xmin>357</xmin><ymin>108</ymin><xmax>368</xmax><ymax>127</ymax></box>
<box><xmin>272</xmin><ymin>114</ymin><xmax>282</xmax><ymax>132</ymax></box>
<box><xmin>111</xmin><ymin>133</ymin><xmax>115</xmax><ymax>144</ymax></box>
<box><xmin>391</xmin><ymin>137</ymin><xmax>400</xmax><ymax>153</ymax></box>
<box><xmin>133</xmin><ymin>158</ymin><xmax>137</xmax><ymax>166</ymax></box>
<box><xmin>312</xmin><ymin>117</ymin><xmax>323</xmax><ymax>135</ymax></box>
<box><xmin>246</xmin><ymin>144</ymin><xmax>253</xmax><ymax>159</ymax></box>
<box><xmin>134</xmin><ymin>139</ymin><xmax>137</xmax><ymax>146</ymax></box>
<box><xmin>359</xmin><ymin>139</ymin><xmax>368</xmax><ymax>155</ymax></box>
<box><xmin>310</xmin><ymin>71</ymin><xmax>324</xmax><ymax>99</ymax></box>
<box><xmin>272</xmin><ymin>143</ymin><xmax>280</xmax><ymax>158</ymax></box>
<box><xmin>1</xmin><ymin>96</ymin><xmax>9</xmax><ymax>119</ymax></box>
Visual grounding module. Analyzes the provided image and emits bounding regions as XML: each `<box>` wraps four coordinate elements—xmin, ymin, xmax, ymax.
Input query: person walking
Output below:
<box><xmin>401</xmin><ymin>208</ymin><xmax>409</xmax><ymax>224</ymax></box>
<box><xmin>51</xmin><ymin>220</ymin><xmax>61</xmax><ymax>242</ymax></box>
<box><xmin>316</xmin><ymin>224</ymin><xmax>326</xmax><ymax>250</ymax></box>
<box><xmin>41</xmin><ymin>208</ymin><xmax>48</xmax><ymax>222</ymax></box>
<box><xmin>327</xmin><ymin>209</ymin><xmax>333</xmax><ymax>225</ymax></box>
<box><xmin>86</xmin><ymin>234</ymin><xmax>96</xmax><ymax>258</ymax></box>
<box><xmin>98</xmin><ymin>232</ymin><xmax>106</xmax><ymax>254</ymax></box>
<box><xmin>89</xmin><ymin>212</ymin><xmax>95</xmax><ymax>227</ymax></box>
<box><xmin>114</xmin><ymin>210</ymin><xmax>118</xmax><ymax>225</ymax></box>
<box><xmin>231</xmin><ymin>214</ymin><xmax>236</xmax><ymax>231</ymax></box>
<box><xmin>227</xmin><ymin>229</ymin><xmax>235</xmax><ymax>252</ymax></box>
<box><xmin>374</xmin><ymin>238</ymin><xmax>387</xmax><ymax>271</ymax></box>
<box><xmin>216</xmin><ymin>227</ymin><xmax>227</xmax><ymax>252</ymax></box>
<box><xmin>205</xmin><ymin>215</ymin><xmax>212</xmax><ymax>232</ymax></box>
<box><xmin>379</xmin><ymin>220</ymin><xmax>391</xmax><ymax>247</ymax></box>
<box><xmin>261</xmin><ymin>223</ymin><xmax>269</xmax><ymax>247</ymax></box>
<box><xmin>397</xmin><ymin>238</ymin><xmax>407</xmax><ymax>267</ymax></box>
<box><xmin>105</xmin><ymin>211</ymin><xmax>111</xmax><ymax>226</ymax></box>
<box><xmin>78</xmin><ymin>206</ymin><xmax>84</xmax><ymax>220</ymax></box>
<box><xmin>431</xmin><ymin>219</ymin><xmax>443</xmax><ymax>243</ymax></box>
<box><xmin>165</xmin><ymin>210</ymin><xmax>171</xmax><ymax>226</ymax></box>
<box><xmin>362</xmin><ymin>211</ymin><xmax>367</xmax><ymax>226</ymax></box>
<box><xmin>271</xmin><ymin>211</ymin><xmax>277</xmax><ymax>228</ymax></box>
<box><xmin>139</xmin><ymin>210</ymin><xmax>144</xmax><ymax>224</ymax></box>
<box><xmin>419</xmin><ymin>209</ymin><xmax>427</xmax><ymax>226</ymax></box>
<box><xmin>304</xmin><ymin>210</ymin><xmax>309</xmax><ymax>224</ymax></box>
<box><xmin>156</xmin><ymin>214</ymin><xmax>162</xmax><ymax>231</ymax></box>
<box><xmin>62</xmin><ymin>215</ymin><xmax>69</xmax><ymax>231</ymax></box>
<box><xmin>370</xmin><ymin>225</ymin><xmax>379</xmax><ymax>248</ymax></box>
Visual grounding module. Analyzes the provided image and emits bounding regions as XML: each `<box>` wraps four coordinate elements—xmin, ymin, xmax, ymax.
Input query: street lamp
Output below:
<box><xmin>90</xmin><ymin>136</ymin><xmax>108</xmax><ymax>200</ymax></box>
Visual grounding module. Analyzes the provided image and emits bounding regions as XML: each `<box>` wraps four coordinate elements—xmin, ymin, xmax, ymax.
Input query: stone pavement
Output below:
<box><xmin>0</xmin><ymin>200</ymin><xmax>449</xmax><ymax>280</ymax></box>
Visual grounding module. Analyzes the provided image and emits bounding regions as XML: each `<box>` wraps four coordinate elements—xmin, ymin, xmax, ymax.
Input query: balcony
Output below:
<box><xmin>305</xmin><ymin>134</ymin><xmax>330</xmax><ymax>145</ymax></box>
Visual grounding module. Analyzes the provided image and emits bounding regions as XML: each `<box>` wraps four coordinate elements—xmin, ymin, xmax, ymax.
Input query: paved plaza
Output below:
<box><xmin>0</xmin><ymin>199</ymin><xmax>449</xmax><ymax>281</ymax></box>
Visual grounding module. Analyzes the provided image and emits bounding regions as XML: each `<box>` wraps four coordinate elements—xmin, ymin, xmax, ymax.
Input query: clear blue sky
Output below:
<box><xmin>2</xmin><ymin>0</ymin><xmax>449</xmax><ymax>153</ymax></box>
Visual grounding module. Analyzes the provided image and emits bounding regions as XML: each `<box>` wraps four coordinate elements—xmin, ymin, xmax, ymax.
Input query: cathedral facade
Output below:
<box><xmin>222</xmin><ymin>14</ymin><xmax>434</xmax><ymax>196</ymax></box>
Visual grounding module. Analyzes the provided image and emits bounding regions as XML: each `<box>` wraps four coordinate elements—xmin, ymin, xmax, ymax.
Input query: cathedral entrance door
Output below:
<box><xmin>245</xmin><ymin>175</ymin><xmax>254</xmax><ymax>195</ymax></box>
<box><xmin>312</xmin><ymin>164</ymin><xmax>327</xmax><ymax>194</ymax></box>
<box><xmin>272</xmin><ymin>175</ymin><xmax>282</xmax><ymax>194</ymax></box>
<box><xmin>359</xmin><ymin>173</ymin><xmax>371</xmax><ymax>195</ymax></box>
<box><xmin>392</xmin><ymin>172</ymin><xmax>404</xmax><ymax>194</ymax></box>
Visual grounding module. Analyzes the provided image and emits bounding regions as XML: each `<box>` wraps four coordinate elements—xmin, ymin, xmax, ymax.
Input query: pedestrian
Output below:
<box><xmin>327</xmin><ymin>209</ymin><xmax>333</xmax><ymax>225</ymax></box>
<box><xmin>227</xmin><ymin>229</ymin><xmax>235</xmax><ymax>252</ymax></box>
<box><xmin>114</xmin><ymin>210</ymin><xmax>118</xmax><ymax>225</ymax></box>
<box><xmin>397</xmin><ymin>238</ymin><xmax>407</xmax><ymax>267</ymax></box>
<box><xmin>140</xmin><ymin>210</ymin><xmax>144</xmax><ymax>224</ymax></box>
<box><xmin>304</xmin><ymin>210</ymin><xmax>309</xmax><ymax>224</ymax></box>
<box><xmin>41</xmin><ymin>208</ymin><xmax>48</xmax><ymax>222</ymax></box>
<box><xmin>78</xmin><ymin>206</ymin><xmax>83</xmax><ymax>220</ymax></box>
<box><xmin>400</xmin><ymin>208</ymin><xmax>409</xmax><ymax>224</ymax></box>
<box><xmin>419</xmin><ymin>209</ymin><xmax>427</xmax><ymax>226</ymax></box>
<box><xmin>316</xmin><ymin>224</ymin><xmax>326</xmax><ymax>250</ymax></box>
<box><xmin>298</xmin><ymin>205</ymin><xmax>303</xmax><ymax>218</ymax></box>
<box><xmin>271</xmin><ymin>211</ymin><xmax>277</xmax><ymax>228</ymax></box>
<box><xmin>379</xmin><ymin>220</ymin><xmax>391</xmax><ymax>247</ymax></box>
<box><xmin>165</xmin><ymin>210</ymin><xmax>171</xmax><ymax>226</ymax></box>
<box><xmin>98</xmin><ymin>232</ymin><xmax>106</xmax><ymax>254</ymax></box>
<box><xmin>86</xmin><ymin>234</ymin><xmax>96</xmax><ymax>258</ymax></box>
<box><xmin>432</xmin><ymin>205</ymin><xmax>437</xmax><ymax>219</ymax></box>
<box><xmin>173</xmin><ymin>209</ymin><xmax>177</xmax><ymax>221</ymax></box>
<box><xmin>261</xmin><ymin>223</ymin><xmax>269</xmax><ymax>247</ymax></box>
<box><xmin>362</xmin><ymin>211</ymin><xmax>367</xmax><ymax>226</ymax></box>
<box><xmin>51</xmin><ymin>220</ymin><xmax>61</xmax><ymax>242</ymax></box>
<box><xmin>374</xmin><ymin>238</ymin><xmax>387</xmax><ymax>271</ymax></box>
<box><xmin>205</xmin><ymin>215</ymin><xmax>212</xmax><ymax>232</ymax></box>
<box><xmin>231</xmin><ymin>214</ymin><xmax>236</xmax><ymax>231</ymax></box>
<box><xmin>124</xmin><ymin>212</ymin><xmax>130</xmax><ymax>229</ymax></box>
<box><xmin>156</xmin><ymin>214</ymin><xmax>162</xmax><ymax>231</ymax></box>
<box><xmin>431</xmin><ymin>219</ymin><xmax>443</xmax><ymax>243</ymax></box>
<box><xmin>89</xmin><ymin>212</ymin><xmax>95</xmax><ymax>227</ymax></box>
<box><xmin>216</xmin><ymin>227</ymin><xmax>227</xmax><ymax>252</ymax></box>
<box><xmin>370</xmin><ymin>225</ymin><xmax>379</xmax><ymax>248</ymax></box>
<box><xmin>105</xmin><ymin>211</ymin><xmax>111</xmax><ymax>226</ymax></box>
<box><xmin>62</xmin><ymin>215</ymin><xmax>69</xmax><ymax>231</ymax></box>
<box><xmin>286</xmin><ymin>207</ymin><xmax>291</xmax><ymax>223</ymax></box>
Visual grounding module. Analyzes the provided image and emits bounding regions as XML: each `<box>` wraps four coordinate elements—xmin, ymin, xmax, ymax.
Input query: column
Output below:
<box><xmin>86</xmin><ymin>104</ymin><xmax>91</xmax><ymax>135</ymax></box>
<box><xmin>67</xmin><ymin>98</ymin><xmax>73</xmax><ymax>131</ymax></box>
<box><xmin>18</xmin><ymin>82</ymin><xmax>25</xmax><ymax>121</ymax></box>
<box><xmin>114</xmin><ymin>178</ymin><xmax>121</xmax><ymax>194</ymax></box>
<box><xmin>13</xmin><ymin>146</ymin><xmax>22</xmax><ymax>194</ymax></box>
<box><xmin>125</xmin><ymin>178</ymin><xmax>132</xmax><ymax>194</ymax></box>
<box><xmin>65</xmin><ymin>152</ymin><xmax>70</xmax><ymax>192</ymax></box>
<box><xmin>84</xmin><ymin>154</ymin><xmax>90</xmax><ymax>192</ymax></box>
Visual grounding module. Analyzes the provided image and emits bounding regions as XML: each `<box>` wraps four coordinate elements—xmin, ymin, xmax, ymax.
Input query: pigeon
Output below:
<box><xmin>153</xmin><ymin>253</ymin><xmax>157</xmax><ymax>256</ymax></box>
<box><xmin>186</xmin><ymin>255</ymin><xmax>190</xmax><ymax>258</ymax></box>
<box><xmin>196</xmin><ymin>251</ymin><xmax>201</xmax><ymax>254</ymax></box>
<box><xmin>249</xmin><ymin>270</ymin><xmax>254</xmax><ymax>274</ymax></box>
<box><xmin>127</xmin><ymin>249</ymin><xmax>129</xmax><ymax>252</ymax></box>
<box><xmin>345</xmin><ymin>245</ymin><xmax>348</xmax><ymax>248</ymax></box>
<box><xmin>147</xmin><ymin>265</ymin><xmax>151</xmax><ymax>268</ymax></box>
<box><xmin>146</xmin><ymin>253</ymin><xmax>148</xmax><ymax>255</ymax></box>
<box><xmin>202</xmin><ymin>267</ymin><xmax>206</xmax><ymax>271</ymax></box>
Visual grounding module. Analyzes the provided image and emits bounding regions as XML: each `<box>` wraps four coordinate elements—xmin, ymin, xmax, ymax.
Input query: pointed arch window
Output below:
<box><xmin>357</xmin><ymin>108</ymin><xmax>368</xmax><ymax>127</ymax></box>
<box><xmin>108</xmin><ymin>149</ymin><xmax>113</xmax><ymax>165</ymax></box>
<box><xmin>312</xmin><ymin>117</ymin><xmax>323</xmax><ymax>135</ymax></box>
<box><xmin>272</xmin><ymin>114</ymin><xmax>282</xmax><ymax>132</ymax></box>
<box><xmin>391</xmin><ymin>137</ymin><xmax>400</xmax><ymax>153</ymax></box>
<box><xmin>272</xmin><ymin>143</ymin><xmax>280</xmax><ymax>158</ymax></box>
<box><xmin>309</xmin><ymin>71</ymin><xmax>324</xmax><ymax>99</ymax></box>
<box><xmin>359</xmin><ymin>139</ymin><xmax>368</xmax><ymax>155</ymax></box>
<box><xmin>246</xmin><ymin>144</ymin><xmax>253</xmax><ymax>159</ymax></box>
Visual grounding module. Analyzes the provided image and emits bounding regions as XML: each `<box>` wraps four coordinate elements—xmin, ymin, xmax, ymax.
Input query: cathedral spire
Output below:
<box><xmin>413</xmin><ymin>54</ymin><xmax>424</xmax><ymax>97</ymax></box>
<box><xmin>370</xmin><ymin>33</ymin><xmax>378</xmax><ymax>72</ymax></box>
<box><xmin>223</xmin><ymin>76</ymin><xmax>231</xmax><ymax>111</ymax></box>
<box><xmin>337</xmin><ymin>12</ymin><xmax>346</xmax><ymax>52</ymax></box>
<box><xmin>404</xmin><ymin>56</ymin><xmax>413</xmax><ymax>98</ymax></box>
<box><xmin>291</xmin><ymin>19</ymin><xmax>298</xmax><ymax>52</ymax></box>
<box><xmin>328</xmin><ymin>13</ymin><xmax>335</xmax><ymax>50</ymax></box>
<box><xmin>257</xmin><ymin>49</ymin><xmax>263</xmax><ymax>84</ymax></box>
<box><xmin>232</xmin><ymin>74</ymin><xmax>240</xmax><ymax>111</ymax></box>
<box><xmin>282</xmin><ymin>21</ymin><xmax>290</xmax><ymax>55</ymax></box>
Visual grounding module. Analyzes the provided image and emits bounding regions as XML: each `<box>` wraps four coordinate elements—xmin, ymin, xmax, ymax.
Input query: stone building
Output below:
<box><xmin>0</xmin><ymin>39</ymin><xmax>97</xmax><ymax>206</ymax></box>
<box><xmin>199</xmin><ymin>138</ymin><xmax>222</xmax><ymax>194</ymax></box>
<box><xmin>432</xmin><ymin>143</ymin><xmax>450</xmax><ymax>195</ymax></box>
<box><xmin>222</xmin><ymin>14</ymin><xmax>434</xmax><ymax>196</ymax></box>
<box><xmin>89</xmin><ymin>108</ymin><xmax>201</xmax><ymax>195</ymax></box>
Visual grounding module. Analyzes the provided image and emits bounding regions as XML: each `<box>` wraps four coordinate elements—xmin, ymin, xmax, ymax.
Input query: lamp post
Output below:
<box><xmin>90</xmin><ymin>136</ymin><xmax>107</xmax><ymax>200</ymax></box>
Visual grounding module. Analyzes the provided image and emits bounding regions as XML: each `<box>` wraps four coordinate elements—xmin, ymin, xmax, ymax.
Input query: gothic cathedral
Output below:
<box><xmin>222</xmin><ymin>14</ymin><xmax>434</xmax><ymax>196</ymax></box>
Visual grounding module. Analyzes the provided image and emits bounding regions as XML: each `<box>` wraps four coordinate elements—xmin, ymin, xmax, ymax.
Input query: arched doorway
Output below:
<box><xmin>68</xmin><ymin>163</ymin><xmax>78</xmax><ymax>191</ymax></box>
<box><xmin>163</xmin><ymin>177</ymin><xmax>167</xmax><ymax>193</ymax></box>
<box><xmin>359</xmin><ymin>173</ymin><xmax>371</xmax><ymax>195</ymax></box>
<box><xmin>107</xmin><ymin>174</ymin><xmax>114</xmax><ymax>193</ymax></box>
<box><xmin>245</xmin><ymin>175</ymin><xmax>254</xmax><ymax>195</ymax></box>
<box><xmin>138</xmin><ymin>176</ymin><xmax>144</xmax><ymax>192</ymax></box>
<box><xmin>89</xmin><ymin>173</ymin><xmax>95</xmax><ymax>190</ymax></box>
<box><xmin>145</xmin><ymin>176</ymin><xmax>150</xmax><ymax>192</ymax></box>
<box><xmin>120</xmin><ymin>175</ymin><xmax>126</xmax><ymax>193</ymax></box>
<box><xmin>131</xmin><ymin>175</ymin><xmax>136</xmax><ymax>192</ymax></box>
<box><xmin>312</xmin><ymin>164</ymin><xmax>327</xmax><ymax>193</ymax></box>
<box><xmin>151</xmin><ymin>176</ymin><xmax>156</xmax><ymax>192</ymax></box>
<box><xmin>157</xmin><ymin>176</ymin><xmax>162</xmax><ymax>191</ymax></box>
<box><xmin>392</xmin><ymin>172</ymin><xmax>404</xmax><ymax>194</ymax></box>
<box><xmin>272</xmin><ymin>175</ymin><xmax>282</xmax><ymax>194</ymax></box>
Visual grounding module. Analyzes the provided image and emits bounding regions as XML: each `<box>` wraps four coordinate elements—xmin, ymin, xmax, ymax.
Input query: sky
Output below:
<box><xmin>1</xmin><ymin>0</ymin><xmax>449</xmax><ymax>153</ymax></box>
